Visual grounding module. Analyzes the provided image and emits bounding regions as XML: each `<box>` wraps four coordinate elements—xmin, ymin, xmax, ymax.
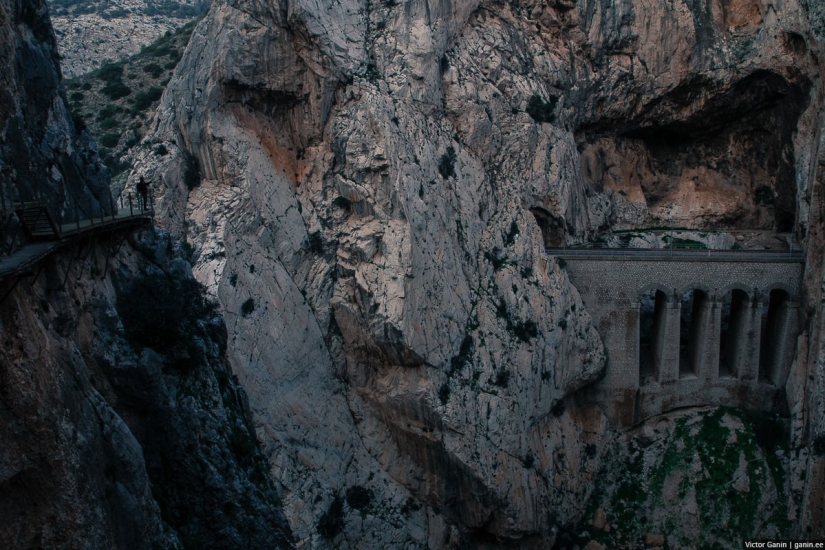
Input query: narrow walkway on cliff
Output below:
<box><xmin>0</xmin><ymin>194</ymin><xmax>153</xmax><ymax>283</ymax></box>
<box><xmin>545</xmin><ymin>245</ymin><xmax>804</xmax><ymax>262</ymax></box>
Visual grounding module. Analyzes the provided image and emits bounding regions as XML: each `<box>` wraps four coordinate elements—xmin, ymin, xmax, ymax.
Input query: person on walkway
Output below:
<box><xmin>136</xmin><ymin>177</ymin><xmax>148</xmax><ymax>211</ymax></box>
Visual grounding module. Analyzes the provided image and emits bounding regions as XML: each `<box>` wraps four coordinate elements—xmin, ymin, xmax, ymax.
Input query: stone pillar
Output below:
<box><xmin>626</xmin><ymin>304</ymin><xmax>641</xmax><ymax>388</ymax></box>
<box><xmin>659</xmin><ymin>295</ymin><xmax>681</xmax><ymax>383</ymax></box>
<box><xmin>681</xmin><ymin>289</ymin><xmax>711</xmax><ymax>379</ymax></box>
<box><xmin>773</xmin><ymin>300</ymin><xmax>802</xmax><ymax>387</ymax></box>
<box><xmin>650</xmin><ymin>292</ymin><xmax>667</xmax><ymax>383</ymax></box>
<box><xmin>702</xmin><ymin>291</ymin><xmax>722</xmax><ymax>381</ymax></box>
<box><xmin>737</xmin><ymin>292</ymin><xmax>761</xmax><ymax>384</ymax></box>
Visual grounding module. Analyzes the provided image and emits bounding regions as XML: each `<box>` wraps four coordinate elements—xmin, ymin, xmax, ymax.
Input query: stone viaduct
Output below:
<box><xmin>549</xmin><ymin>248</ymin><xmax>805</xmax><ymax>428</ymax></box>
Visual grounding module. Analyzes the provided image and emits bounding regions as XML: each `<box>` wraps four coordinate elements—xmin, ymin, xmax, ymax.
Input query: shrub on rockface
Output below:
<box><xmin>241</xmin><ymin>298</ymin><xmax>255</xmax><ymax>317</ymax></box>
<box><xmin>117</xmin><ymin>269</ymin><xmax>215</xmax><ymax>369</ymax></box>
<box><xmin>345</xmin><ymin>486</ymin><xmax>373</xmax><ymax>511</ymax></box>
<box><xmin>492</xmin><ymin>369</ymin><xmax>510</xmax><ymax>388</ymax></box>
<box><xmin>183</xmin><ymin>151</ymin><xmax>201</xmax><ymax>190</ymax></box>
<box><xmin>143</xmin><ymin>62</ymin><xmax>164</xmax><ymax>78</ymax></box>
<box><xmin>438</xmin><ymin>146</ymin><xmax>457</xmax><ymax>179</ymax></box>
<box><xmin>576</xmin><ymin>408</ymin><xmax>792</xmax><ymax>549</ymax></box>
<box><xmin>133</xmin><ymin>86</ymin><xmax>163</xmax><ymax>111</ymax></box>
<box><xmin>96</xmin><ymin>62</ymin><xmax>124</xmax><ymax>84</ymax></box>
<box><xmin>449</xmin><ymin>334</ymin><xmax>474</xmax><ymax>373</ymax></box>
<box><xmin>525</xmin><ymin>94</ymin><xmax>558</xmax><ymax>123</ymax></box>
<box><xmin>99</xmin><ymin>133</ymin><xmax>120</xmax><ymax>148</ymax></box>
<box><xmin>317</xmin><ymin>496</ymin><xmax>344</xmax><ymax>538</ymax></box>
<box><xmin>438</xmin><ymin>383</ymin><xmax>450</xmax><ymax>405</ymax></box>
<box><xmin>98</xmin><ymin>104</ymin><xmax>121</xmax><ymax>120</ymax></box>
<box><xmin>813</xmin><ymin>434</ymin><xmax>825</xmax><ymax>456</ymax></box>
<box><xmin>99</xmin><ymin>117</ymin><xmax>118</xmax><ymax>130</ymax></box>
<box><xmin>71</xmin><ymin>111</ymin><xmax>86</xmax><ymax>133</ymax></box>
<box><xmin>363</xmin><ymin>62</ymin><xmax>380</xmax><ymax>83</ymax></box>
<box><xmin>101</xmin><ymin>80</ymin><xmax>131</xmax><ymax>100</ymax></box>
<box><xmin>307</xmin><ymin>232</ymin><xmax>324</xmax><ymax>254</ymax></box>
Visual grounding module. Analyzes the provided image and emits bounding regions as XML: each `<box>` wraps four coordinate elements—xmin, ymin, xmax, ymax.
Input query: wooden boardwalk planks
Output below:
<box><xmin>0</xmin><ymin>242</ymin><xmax>60</xmax><ymax>279</ymax></box>
<box><xmin>0</xmin><ymin>207</ymin><xmax>153</xmax><ymax>284</ymax></box>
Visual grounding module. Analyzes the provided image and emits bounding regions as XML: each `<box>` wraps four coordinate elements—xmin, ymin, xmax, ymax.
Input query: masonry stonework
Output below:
<box><xmin>558</xmin><ymin>256</ymin><xmax>804</xmax><ymax>427</ymax></box>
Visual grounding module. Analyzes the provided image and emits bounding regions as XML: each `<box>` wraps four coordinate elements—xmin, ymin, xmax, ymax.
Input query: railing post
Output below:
<box><xmin>89</xmin><ymin>198</ymin><xmax>94</xmax><ymax>228</ymax></box>
<box><xmin>129</xmin><ymin>194</ymin><xmax>133</xmax><ymax>217</ymax></box>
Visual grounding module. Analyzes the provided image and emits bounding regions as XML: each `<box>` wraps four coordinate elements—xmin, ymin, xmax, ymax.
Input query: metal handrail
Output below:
<box><xmin>566</xmin><ymin>240</ymin><xmax>803</xmax><ymax>256</ymax></box>
<box><xmin>547</xmin><ymin>247</ymin><xmax>805</xmax><ymax>264</ymax></box>
<box><xmin>9</xmin><ymin>189</ymin><xmax>153</xmax><ymax>242</ymax></box>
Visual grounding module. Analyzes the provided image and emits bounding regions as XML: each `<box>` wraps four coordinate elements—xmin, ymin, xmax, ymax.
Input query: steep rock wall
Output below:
<box><xmin>0</xmin><ymin>232</ymin><xmax>294</xmax><ymax>548</ymax></box>
<box><xmin>791</xmin><ymin>114</ymin><xmax>825</xmax><ymax>537</ymax></box>
<box><xmin>0</xmin><ymin>2</ymin><xmax>294</xmax><ymax>546</ymax></box>
<box><xmin>575</xmin><ymin>0</ymin><xmax>818</xmax><ymax>232</ymax></box>
<box><xmin>781</xmin><ymin>0</ymin><xmax>825</xmax><ymax>537</ymax></box>
<box><xmin>134</xmin><ymin>0</ymin><xmax>825</xmax><ymax>545</ymax></box>
<box><xmin>0</xmin><ymin>0</ymin><xmax>109</xmax><ymax>215</ymax></box>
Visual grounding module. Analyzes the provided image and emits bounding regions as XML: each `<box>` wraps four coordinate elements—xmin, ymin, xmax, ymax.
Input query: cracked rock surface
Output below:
<box><xmin>1</xmin><ymin>3</ymin><xmax>293</xmax><ymax>548</ymax></box>
<box><xmin>131</xmin><ymin>0</ymin><xmax>825</xmax><ymax>545</ymax></box>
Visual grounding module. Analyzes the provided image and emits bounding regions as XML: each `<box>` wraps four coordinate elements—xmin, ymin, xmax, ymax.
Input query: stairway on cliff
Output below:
<box><xmin>14</xmin><ymin>203</ymin><xmax>60</xmax><ymax>241</ymax></box>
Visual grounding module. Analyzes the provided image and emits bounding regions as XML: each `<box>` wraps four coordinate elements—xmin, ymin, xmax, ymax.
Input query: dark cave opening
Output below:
<box><xmin>577</xmin><ymin>70</ymin><xmax>811</xmax><ymax>231</ymax></box>
<box><xmin>529</xmin><ymin>207</ymin><xmax>565</xmax><ymax>248</ymax></box>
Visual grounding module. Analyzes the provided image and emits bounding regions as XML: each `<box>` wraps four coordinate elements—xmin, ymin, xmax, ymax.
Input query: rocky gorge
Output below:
<box><xmin>1</xmin><ymin>1</ymin><xmax>291</xmax><ymax>547</ymax></box>
<box><xmin>2</xmin><ymin>0</ymin><xmax>825</xmax><ymax>547</ymax></box>
<box><xmin>49</xmin><ymin>0</ymin><xmax>209</xmax><ymax>78</ymax></box>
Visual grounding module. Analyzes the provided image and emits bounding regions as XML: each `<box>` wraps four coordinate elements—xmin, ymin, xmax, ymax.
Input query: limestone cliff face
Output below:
<box><xmin>781</xmin><ymin>0</ymin><xmax>825</xmax><ymax>537</ymax></box>
<box><xmin>575</xmin><ymin>0</ymin><xmax>819</xmax><ymax>233</ymax></box>
<box><xmin>793</xmin><ymin>99</ymin><xmax>825</xmax><ymax>536</ymax></box>
<box><xmin>0</xmin><ymin>0</ymin><xmax>109</xmax><ymax>216</ymax></box>
<box><xmin>0</xmin><ymin>2</ymin><xmax>293</xmax><ymax>547</ymax></box>
<box><xmin>48</xmin><ymin>0</ymin><xmax>205</xmax><ymax>79</ymax></box>
<box><xmin>0</xmin><ymin>234</ymin><xmax>294</xmax><ymax>548</ymax></box>
<box><xmin>134</xmin><ymin>0</ymin><xmax>825</xmax><ymax>545</ymax></box>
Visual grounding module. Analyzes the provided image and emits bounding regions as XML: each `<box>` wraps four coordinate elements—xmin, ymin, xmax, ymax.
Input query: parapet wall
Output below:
<box><xmin>555</xmin><ymin>252</ymin><xmax>805</xmax><ymax>427</ymax></box>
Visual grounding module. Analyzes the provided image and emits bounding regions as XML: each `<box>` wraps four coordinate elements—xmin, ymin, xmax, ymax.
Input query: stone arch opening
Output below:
<box><xmin>776</xmin><ymin>213</ymin><xmax>794</xmax><ymax>233</ymax></box>
<box><xmin>639</xmin><ymin>289</ymin><xmax>668</xmax><ymax>385</ymax></box>
<box><xmin>679</xmin><ymin>289</ymin><xmax>710</xmax><ymax>378</ymax></box>
<box><xmin>529</xmin><ymin>207</ymin><xmax>564</xmax><ymax>247</ymax></box>
<box><xmin>759</xmin><ymin>288</ymin><xmax>791</xmax><ymax>385</ymax></box>
<box><xmin>762</xmin><ymin>282</ymin><xmax>796</xmax><ymax>297</ymax></box>
<box><xmin>719</xmin><ymin>289</ymin><xmax>749</xmax><ymax>378</ymax></box>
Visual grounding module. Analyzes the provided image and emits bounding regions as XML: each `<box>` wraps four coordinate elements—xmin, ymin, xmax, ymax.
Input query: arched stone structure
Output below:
<box><xmin>760</xmin><ymin>288</ymin><xmax>795</xmax><ymax>387</ymax></box>
<box><xmin>639</xmin><ymin>289</ymin><xmax>669</xmax><ymax>386</ymax></box>
<box><xmin>719</xmin><ymin>288</ymin><xmax>754</xmax><ymax>379</ymax></box>
<box><xmin>679</xmin><ymin>288</ymin><xmax>712</xmax><ymax>379</ymax></box>
<box><xmin>553</xmin><ymin>251</ymin><xmax>804</xmax><ymax>427</ymax></box>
